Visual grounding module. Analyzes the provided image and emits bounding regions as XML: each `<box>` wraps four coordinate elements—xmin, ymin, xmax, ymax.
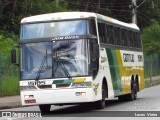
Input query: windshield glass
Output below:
<box><xmin>21</xmin><ymin>42</ymin><xmax>52</xmax><ymax>79</ymax></box>
<box><xmin>21</xmin><ymin>39</ymin><xmax>90</xmax><ymax>80</ymax></box>
<box><xmin>21</xmin><ymin>20</ymin><xmax>87</xmax><ymax>39</ymax></box>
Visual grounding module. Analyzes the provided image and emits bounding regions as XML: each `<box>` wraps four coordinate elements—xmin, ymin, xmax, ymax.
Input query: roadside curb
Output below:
<box><xmin>0</xmin><ymin>96</ymin><xmax>21</xmax><ymax>110</ymax></box>
<box><xmin>145</xmin><ymin>76</ymin><xmax>160</xmax><ymax>88</ymax></box>
<box><xmin>0</xmin><ymin>105</ymin><xmax>21</xmax><ymax>110</ymax></box>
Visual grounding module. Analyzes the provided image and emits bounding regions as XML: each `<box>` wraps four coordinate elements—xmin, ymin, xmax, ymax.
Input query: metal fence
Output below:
<box><xmin>144</xmin><ymin>54</ymin><xmax>160</xmax><ymax>78</ymax></box>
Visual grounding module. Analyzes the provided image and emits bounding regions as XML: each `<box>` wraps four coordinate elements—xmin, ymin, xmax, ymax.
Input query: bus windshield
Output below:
<box><xmin>21</xmin><ymin>20</ymin><xmax>87</xmax><ymax>39</ymax></box>
<box><xmin>21</xmin><ymin>39</ymin><xmax>90</xmax><ymax>80</ymax></box>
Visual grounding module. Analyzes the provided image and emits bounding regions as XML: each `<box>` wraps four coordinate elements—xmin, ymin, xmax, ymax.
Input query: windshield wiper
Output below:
<box><xmin>35</xmin><ymin>56</ymin><xmax>47</xmax><ymax>81</ymax></box>
<box><xmin>55</xmin><ymin>51</ymin><xmax>72</xmax><ymax>79</ymax></box>
<box><xmin>36</xmin><ymin>48</ymin><xmax>48</xmax><ymax>81</ymax></box>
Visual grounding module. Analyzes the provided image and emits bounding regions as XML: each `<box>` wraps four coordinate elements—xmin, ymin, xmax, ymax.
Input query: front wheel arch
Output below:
<box><xmin>102</xmin><ymin>77</ymin><xmax>108</xmax><ymax>98</ymax></box>
<box><xmin>95</xmin><ymin>78</ymin><xmax>108</xmax><ymax>109</ymax></box>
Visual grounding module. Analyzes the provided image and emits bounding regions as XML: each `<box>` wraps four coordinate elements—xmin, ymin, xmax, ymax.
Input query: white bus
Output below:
<box><xmin>11</xmin><ymin>12</ymin><xmax>145</xmax><ymax>113</ymax></box>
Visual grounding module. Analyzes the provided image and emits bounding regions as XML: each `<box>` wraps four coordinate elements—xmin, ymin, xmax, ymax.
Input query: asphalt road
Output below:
<box><xmin>1</xmin><ymin>84</ymin><xmax>160</xmax><ymax>120</ymax></box>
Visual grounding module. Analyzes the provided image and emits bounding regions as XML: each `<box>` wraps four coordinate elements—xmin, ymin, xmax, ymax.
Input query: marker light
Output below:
<box><xmin>75</xmin><ymin>92</ymin><xmax>86</xmax><ymax>96</ymax></box>
<box><xmin>74</xmin><ymin>78</ymin><xmax>86</xmax><ymax>83</ymax></box>
<box><xmin>24</xmin><ymin>95</ymin><xmax>34</xmax><ymax>99</ymax></box>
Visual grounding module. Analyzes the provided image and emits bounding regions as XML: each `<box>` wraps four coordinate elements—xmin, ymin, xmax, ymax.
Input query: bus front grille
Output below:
<box><xmin>38</xmin><ymin>85</ymin><xmax>52</xmax><ymax>89</ymax></box>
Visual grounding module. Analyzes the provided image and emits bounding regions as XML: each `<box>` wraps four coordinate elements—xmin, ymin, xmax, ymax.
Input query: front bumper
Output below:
<box><xmin>21</xmin><ymin>88</ymin><xmax>96</xmax><ymax>106</ymax></box>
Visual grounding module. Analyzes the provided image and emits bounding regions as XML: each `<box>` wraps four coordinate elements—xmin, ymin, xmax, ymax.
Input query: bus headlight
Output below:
<box><xmin>72</xmin><ymin>82</ymin><xmax>92</xmax><ymax>88</ymax></box>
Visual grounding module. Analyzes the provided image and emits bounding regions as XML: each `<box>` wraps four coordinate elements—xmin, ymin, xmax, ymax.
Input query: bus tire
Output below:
<box><xmin>95</xmin><ymin>83</ymin><xmax>106</xmax><ymax>109</ymax></box>
<box><xmin>127</xmin><ymin>81</ymin><xmax>137</xmax><ymax>101</ymax></box>
<box><xmin>118</xmin><ymin>95</ymin><xmax>126</xmax><ymax>102</ymax></box>
<box><xmin>39</xmin><ymin>104</ymin><xmax>51</xmax><ymax>113</ymax></box>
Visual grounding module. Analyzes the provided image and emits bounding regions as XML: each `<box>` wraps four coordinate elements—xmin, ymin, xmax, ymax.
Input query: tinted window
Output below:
<box><xmin>114</xmin><ymin>27</ymin><xmax>121</xmax><ymax>45</ymax></box>
<box><xmin>136</xmin><ymin>32</ymin><xmax>141</xmax><ymax>48</ymax></box>
<box><xmin>108</xmin><ymin>26</ymin><xmax>114</xmax><ymax>45</ymax></box>
<box><xmin>105</xmin><ymin>24</ymin><xmax>109</xmax><ymax>44</ymax></box>
<box><xmin>121</xmin><ymin>29</ymin><xmax>126</xmax><ymax>46</ymax></box>
<box><xmin>98</xmin><ymin>22</ymin><xmax>106</xmax><ymax>43</ymax></box>
<box><xmin>21</xmin><ymin>20</ymin><xmax>87</xmax><ymax>39</ymax></box>
<box><xmin>130</xmin><ymin>31</ymin><xmax>134</xmax><ymax>47</ymax></box>
<box><xmin>89</xmin><ymin>19</ymin><xmax>97</xmax><ymax>36</ymax></box>
<box><xmin>134</xmin><ymin>32</ymin><xmax>138</xmax><ymax>48</ymax></box>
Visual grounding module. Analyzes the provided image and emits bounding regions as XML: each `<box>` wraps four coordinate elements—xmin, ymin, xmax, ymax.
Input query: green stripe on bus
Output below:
<box><xmin>106</xmin><ymin>48</ymin><xmax>117</xmax><ymax>90</ymax></box>
<box><xmin>112</xmin><ymin>50</ymin><xmax>122</xmax><ymax>94</ymax></box>
<box><xmin>106</xmin><ymin>48</ymin><xmax>122</xmax><ymax>95</ymax></box>
<box><xmin>52</xmin><ymin>79</ymin><xmax>73</xmax><ymax>84</ymax></box>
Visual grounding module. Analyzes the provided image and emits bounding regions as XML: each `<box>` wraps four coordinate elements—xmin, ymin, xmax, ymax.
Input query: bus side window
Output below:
<box><xmin>104</xmin><ymin>24</ymin><xmax>108</xmax><ymax>44</ymax></box>
<box><xmin>134</xmin><ymin>32</ymin><xmax>138</xmax><ymax>48</ymax></box>
<box><xmin>130</xmin><ymin>31</ymin><xmax>134</xmax><ymax>47</ymax></box>
<box><xmin>121</xmin><ymin>29</ymin><xmax>126</xmax><ymax>46</ymax></box>
<box><xmin>105</xmin><ymin>24</ymin><xmax>110</xmax><ymax>44</ymax></box>
<box><xmin>126</xmin><ymin>30</ymin><xmax>131</xmax><ymax>47</ymax></box>
<box><xmin>125</xmin><ymin>30</ymin><xmax>129</xmax><ymax>47</ymax></box>
<box><xmin>114</xmin><ymin>27</ymin><xmax>120</xmax><ymax>46</ymax></box>
<box><xmin>102</xmin><ymin>23</ymin><xmax>106</xmax><ymax>43</ymax></box>
<box><xmin>137</xmin><ymin>32</ymin><xmax>141</xmax><ymax>48</ymax></box>
<box><xmin>98</xmin><ymin>22</ymin><xmax>102</xmax><ymax>43</ymax></box>
<box><xmin>114</xmin><ymin>27</ymin><xmax>117</xmax><ymax>45</ymax></box>
<box><xmin>98</xmin><ymin>22</ymin><xmax>105</xmax><ymax>43</ymax></box>
<box><xmin>118</xmin><ymin>28</ymin><xmax>122</xmax><ymax>46</ymax></box>
<box><xmin>132</xmin><ymin>31</ymin><xmax>135</xmax><ymax>48</ymax></box>
<box><xmin>126</xmin><ymin>30</ymin><xmax>130</xmax><ymax>47</ymax></box>
<box><xmin>89</xmin><ymin>19</ymin><xmax>97</xmax><ymax>36</ymax></box>
<box><xmin>108</xmin><ymin>26</ymin><xmax>114</xmax><ymax>45</ymax></box>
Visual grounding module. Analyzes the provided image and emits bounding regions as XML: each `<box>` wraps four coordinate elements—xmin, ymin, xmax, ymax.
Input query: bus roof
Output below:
<box><xmin>21</xmin><ymin>12</ymin><xmax>139</xmax><ymax>30</ymax></box>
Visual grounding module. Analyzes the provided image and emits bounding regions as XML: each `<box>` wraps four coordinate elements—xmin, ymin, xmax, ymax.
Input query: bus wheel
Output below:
<box><xmin>39</xmin><ymin>104</ymin><xmax>51</xmax><ymax>113</ymax></box>
<box><xmin>133</xmin><ymin>81</ymin><xmax>138</xmax><ymax>100</ymax></box>
<box><xmin>127</xmin><ymin>81</ymin><xmax>137</xmax><ymax>101</ymax></box>
<box><xmin>95</xmin><ymin>83</ymin><xmax>106</xmax><ymax>109</ymax></box>
<box><xmin>118</xmin><ymin>95</ymin><xmax>126</xmax><ymax>102</ymax></box>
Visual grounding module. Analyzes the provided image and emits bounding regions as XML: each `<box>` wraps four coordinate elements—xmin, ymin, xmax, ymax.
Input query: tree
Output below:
<box><xmin>142</xmin><ymin>19</ymin><xmax>160</xmax><ymax>83</ymax></box>
<box><xmin>142</xmin><ymin>20</ymin><xmax>160</xmax><ymax>55</ymax></box>
<box><xmin>137</xmin><ymin>0</ymin><xmax>160</xmax><ymax>29</ymax></box>
<box><xmin>0</xmin><ymin>0</ymin><xmax>68</xmax><ymax>34</ymax></box>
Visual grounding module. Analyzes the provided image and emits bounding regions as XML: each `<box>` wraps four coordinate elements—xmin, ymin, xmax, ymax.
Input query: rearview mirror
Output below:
<box><xmin>11</xmin><ymin>46</ymin><xmax>19</xmax><ymax>66</ymax></box>
<box><xmin>11</xmin><ymin>49</ymin><xmax>16</xmax><ymax>64</ymax></box>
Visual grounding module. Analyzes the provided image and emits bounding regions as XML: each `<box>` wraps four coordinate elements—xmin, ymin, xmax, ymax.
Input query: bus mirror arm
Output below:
<box><xmin>11</xmin><ymin>46</ymin><xmax>19</xmax><ymax>66</ymax></box>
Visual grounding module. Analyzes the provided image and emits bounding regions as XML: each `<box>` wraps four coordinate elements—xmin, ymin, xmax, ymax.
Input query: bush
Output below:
<box><xmin>0</xmin><ymin>31</ymin><xmax>19</xmax><ymax>96</ymax></box>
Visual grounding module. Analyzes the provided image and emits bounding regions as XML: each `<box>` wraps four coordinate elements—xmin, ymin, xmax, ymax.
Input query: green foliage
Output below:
<box><xmin>142</xmin><ymin>20</ymin><xmax>160</xmax><ymax>55</ymax></box>
<box><xmin>2</xmin><ymin>72</ymin><xmax>19</xmax><ymax>96</ymax></box>
<box><xmin>0</xmin><ymin>31</ymin><xmax>18</xmax><ymax>66</ymax></box>
<box><xmin>0</xmin><ymin>31</ymin><xmax>19</xmax><ymax>96</ymax></box>
<box><xmin>137</xmin><ymin>0</ymin><xmax>160</xmax><ymax>28</ymax></box>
